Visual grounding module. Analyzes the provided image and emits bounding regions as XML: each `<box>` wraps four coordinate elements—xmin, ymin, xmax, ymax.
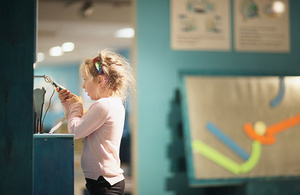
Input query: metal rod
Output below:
<box><xmin>34</xmin><ymin>75</ymin><xmax>45</xmax><ymax>78</ymax></box>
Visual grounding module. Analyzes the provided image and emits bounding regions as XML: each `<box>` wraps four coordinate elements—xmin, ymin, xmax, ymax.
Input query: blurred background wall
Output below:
<box><xmin>1</xmin><ymin>0</ymin><xmax>300</xmax><ymax>195</ymax></box>
<box><xmin>135</xmin><ymin>0</ymin><xmax>300</xmax><ymax>194</ymax></box>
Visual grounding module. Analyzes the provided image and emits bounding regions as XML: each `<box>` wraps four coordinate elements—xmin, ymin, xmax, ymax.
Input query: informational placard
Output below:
<box><xmin>171</xmin><ymin>0</ymin><xmax>231</xmax><ymax>51</ymax></box>
<box><xmin>180</xmin><ymin>72</ymin><xmax>300</xmax><ymax>186</ymax></box>
<box><xmin>234</xmin><ymin>0</ymin><xmax>290</xmax><ymax>52</ymax></box>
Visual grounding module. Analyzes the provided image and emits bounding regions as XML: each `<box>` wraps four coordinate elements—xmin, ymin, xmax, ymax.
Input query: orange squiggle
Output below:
<box><xmin>244</xmin><ymin>114</ymin><xmax>300</xmax><ymax>145</ymax></box>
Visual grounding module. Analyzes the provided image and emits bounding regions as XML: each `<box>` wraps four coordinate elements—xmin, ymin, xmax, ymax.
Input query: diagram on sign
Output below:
<box><xmin>171</xmin><ymin>0</ymin><xmax>231</xmax><ymax>50</ymax></box>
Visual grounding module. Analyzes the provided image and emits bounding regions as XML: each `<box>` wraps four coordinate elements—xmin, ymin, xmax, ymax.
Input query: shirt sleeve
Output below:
<box><xmin>67</xmin><ymin>100</ymin><xmax>110</xmax><ymax>139</ymax></box>
<box><xmin>61</xmin><ymin>101</ymin><xmax>70</xmax><ymax>113</ymax></box>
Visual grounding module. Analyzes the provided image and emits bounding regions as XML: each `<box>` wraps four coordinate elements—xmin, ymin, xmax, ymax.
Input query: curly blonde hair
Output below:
<box><xmin>80</xmin><ymin>49</ymin><xmax>134</xmax><ymax>100</ymax></box>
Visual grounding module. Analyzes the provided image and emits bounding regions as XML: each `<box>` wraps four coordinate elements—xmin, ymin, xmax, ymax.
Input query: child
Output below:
<box><xmin>57</xmin><ymin>49</ymin><xmax>134</xmax><ymax>195</ymax></box>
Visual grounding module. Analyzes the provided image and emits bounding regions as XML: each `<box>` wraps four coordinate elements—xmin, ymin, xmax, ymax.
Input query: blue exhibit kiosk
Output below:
<box><xmin>33</xmin><ymin>85</ymin><xmax>74</xmax><ymax>194</ymax></box>
<box><xmin>33</xmin><ymin>133</ymin><xmax>74</xmax><ymax>195</ymax></box>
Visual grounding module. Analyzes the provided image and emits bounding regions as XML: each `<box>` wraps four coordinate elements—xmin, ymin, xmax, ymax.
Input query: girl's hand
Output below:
<box><xmin>68</xmin><ymin>93</ymin><xmax>83</xmax><ymax>105</ymax></box>
<box><xmin>56</xmin><ymin>88</ymin><xmax>70</xmax><ymax>102</ymax></box>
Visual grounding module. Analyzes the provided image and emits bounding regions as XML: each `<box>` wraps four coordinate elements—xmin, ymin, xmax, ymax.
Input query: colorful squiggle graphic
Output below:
<box><xmin>192</xmin><ymin>122</ymin><xmax>261</xmax><ymax>175</ymax></box>
<box><xmin>206</xmin><ymin>122</ymin><xmax>249</xmax><ymax>160</ymax></box>
<box><xmin>192</xmin><ymin>140</ymin><xmax>261</xmax><ymax>175</ymax></box>
<box><xmin>244</xmin><ymin>114</ymin><xmax>300</xmax><ymax>145</ymax></box>
<box><xmin>193</xmin><ymin>112</ymin><xmax>300</xmax><ymax>174</ymax></box>
<box><xmin>192</xmin><ymin>76</ymin><xmax>299</xmax><ymax>175</ymax></box>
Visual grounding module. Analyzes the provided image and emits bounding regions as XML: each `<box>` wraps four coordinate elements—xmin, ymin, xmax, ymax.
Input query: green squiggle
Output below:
<box><xmin>192</xmin><ymin>141</ymin><xmax>240</xmax><ymax>174</ymax></box>
<box><xmin>240</xmin><ymin>141</ymin><xmax>261</xmax><ymax>173</ymax></box>
<box><xmin>192</xmin><ymin>140</ymin><xmax>261</xmax><ymax>175</ymax></box>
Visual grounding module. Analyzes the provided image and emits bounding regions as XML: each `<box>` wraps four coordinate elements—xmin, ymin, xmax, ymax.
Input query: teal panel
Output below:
<box><xmin>33</xmin><ymin>134</ymin><xmax>74</xmax><ymax>195</ymax></box>
<box><xmin>0</xmin><ymin>0</ymin><xmax>36</xmax><ymax>194</ymax></box>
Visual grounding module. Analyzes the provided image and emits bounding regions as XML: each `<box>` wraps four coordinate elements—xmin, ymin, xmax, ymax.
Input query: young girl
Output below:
<box><xmin>57</xmin><ymin>49</ymin><xmax>134</xmax><ymax>195</ymax></box>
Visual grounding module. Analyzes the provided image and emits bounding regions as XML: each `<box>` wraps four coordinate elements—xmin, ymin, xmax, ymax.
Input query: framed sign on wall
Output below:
<box><xmin>180</xmin><ymin>71</ymin><xmax>300</xmax><ymax>186</ymax></box>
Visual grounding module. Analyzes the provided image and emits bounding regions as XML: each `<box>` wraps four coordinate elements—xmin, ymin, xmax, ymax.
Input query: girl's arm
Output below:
<box><xmin>67</xmin><ymin>99</ymin><xmax>109</xmax><ymax>139</ymax></box>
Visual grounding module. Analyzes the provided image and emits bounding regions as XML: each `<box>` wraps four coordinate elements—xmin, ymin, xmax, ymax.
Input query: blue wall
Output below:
<box><xmin>136</xmin><ymin>0</ymin><xmax>300</xmax><ymax>194</ymax></box>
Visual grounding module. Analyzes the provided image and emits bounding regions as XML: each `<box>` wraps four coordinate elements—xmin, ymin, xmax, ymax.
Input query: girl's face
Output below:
<box><xmin>82</xmin><ymin>70</ymin><xmax>100</xmax><ymax>100</ymax></box>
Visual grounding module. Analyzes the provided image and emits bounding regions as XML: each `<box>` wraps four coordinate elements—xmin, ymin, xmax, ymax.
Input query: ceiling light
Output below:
<box><xmin>49</xmin><ymin>46</ymin><xmax>63</xmax><ymax>56</ymax></box>
<box><xmin>37</xmin><ymin>52</ymin><xmax>45</xmax><ymax>62</ymax></box>
<box><xmin>62</xmin><ymin>42</ymin><xmax>75</xmax><ymax>52</ymax></box>
<box><xmin>115</xmin><ymin>28</ymin><xmax>135</xmax><ymax>38</ymax></box>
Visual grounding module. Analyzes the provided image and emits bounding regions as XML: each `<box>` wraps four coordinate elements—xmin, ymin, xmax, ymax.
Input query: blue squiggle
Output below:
<box><xmin>206</xmin><ymin>122</ymin><xmax>250</xmax><ymax>161</ymax></box>
<box><xmin>270</xmin><ymin>77</ymin><xmax>285</xmax><ymax>108</ymax></box>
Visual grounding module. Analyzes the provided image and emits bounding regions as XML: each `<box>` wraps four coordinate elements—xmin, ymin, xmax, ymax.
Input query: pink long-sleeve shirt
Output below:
<box><xmin>63</xmin><ymin>97</ymin><xmax>125</xmax><ymax>185</ymax></box>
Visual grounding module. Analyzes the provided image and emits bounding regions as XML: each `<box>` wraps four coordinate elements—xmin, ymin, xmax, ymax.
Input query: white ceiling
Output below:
<box><xmin>37</xmin><ymin>0</ymin><xmax>134</xmax><ymax>66</ymax></box>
